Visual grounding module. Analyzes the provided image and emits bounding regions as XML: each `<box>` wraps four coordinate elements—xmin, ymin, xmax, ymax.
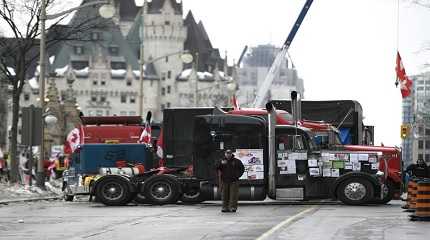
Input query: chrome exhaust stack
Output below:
<box><xmin>266</xmin><ymin>102</ymin><xmax>277</xmax><ymax>199</ymax></box>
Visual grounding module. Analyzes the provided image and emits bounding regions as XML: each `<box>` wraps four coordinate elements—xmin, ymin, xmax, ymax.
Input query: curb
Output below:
<box><xmin>0</xmin><ymin>196</ymin><xmax>61</xmax><ymax>205</ymax></box>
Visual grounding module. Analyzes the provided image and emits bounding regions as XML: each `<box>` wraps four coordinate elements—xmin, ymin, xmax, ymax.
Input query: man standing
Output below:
<box><xmin>217</xmin><ymin>149</ymin><xmax>245</xmax><ymax>213</ymax></box>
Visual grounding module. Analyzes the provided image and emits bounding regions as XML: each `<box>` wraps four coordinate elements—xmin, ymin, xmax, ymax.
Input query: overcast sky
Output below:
<box><xmin>154</xmin><ymin>0</ymin><xmax>428</xmax><ymax>147</ymax></box>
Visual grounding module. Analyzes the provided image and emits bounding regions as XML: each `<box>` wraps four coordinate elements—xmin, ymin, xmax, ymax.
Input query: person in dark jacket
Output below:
<box><xmin>405</xmin><ymin>158</ymin><xmax>429</xmax><ymax>178</ymax></box>
<box><xmin>216</xmin><ymin>149</ymin><xmax>245</xmax><ymax>213</ymax></box>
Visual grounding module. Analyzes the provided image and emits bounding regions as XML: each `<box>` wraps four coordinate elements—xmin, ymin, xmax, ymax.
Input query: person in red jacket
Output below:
<box><xmin>216</xmin><ymin>149</ymin><xmax>245</xmax><ymax>213</ymax></box>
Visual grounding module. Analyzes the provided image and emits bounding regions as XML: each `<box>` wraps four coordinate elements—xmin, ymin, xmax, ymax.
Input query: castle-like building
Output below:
<box><xmin>19</xmin><ymin>0</ymin><xmax>234</xmax><ymax>123</ymax></box>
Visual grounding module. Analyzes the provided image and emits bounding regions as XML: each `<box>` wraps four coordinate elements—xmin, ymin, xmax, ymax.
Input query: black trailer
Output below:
<box><xmin>269</xmin><ymin>100</ymin><xmax>374</xmax><ymax>146</ymax></box>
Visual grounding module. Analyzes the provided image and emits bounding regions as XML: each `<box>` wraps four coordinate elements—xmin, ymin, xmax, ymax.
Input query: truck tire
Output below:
<box><xmin>181</xmin><ymin>187</ymin><xmax>204</xmax><ymax>204</ymax></box>
<box><xmin>337</xmin><ymin>177</ymin><xmax>374</xmax><ymax>205</ymax></box>
<box><xmin>143</xmin><ymin>175</ymin><xmax>181</xmax><ymax>205</ymax></box>
<box><xmin>373</xmin><ymin>181</ymin><xmax>394</xmax><ymax>205</ymax></box>
<box><xmin>96</xmin><ymin>178</ymin><xmax>132</xmax><ymax>206</ymax></box>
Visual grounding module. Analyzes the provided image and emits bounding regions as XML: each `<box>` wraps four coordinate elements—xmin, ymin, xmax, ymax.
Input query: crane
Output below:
<box><xmin>253</xmin><ymin>0</ymin><xmax>314</xmax><ymax>108</ymax></box>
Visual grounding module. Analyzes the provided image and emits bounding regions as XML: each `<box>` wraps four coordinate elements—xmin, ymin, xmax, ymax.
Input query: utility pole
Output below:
<box><xmin>36</xmin><ymin>0</ymin><xmax>47</xmax><ymax>189</ymax></box>
<box><xmin>139</xmin><ymin>0</ymin><xmax>147</xmax><ymax>117</ymax></box>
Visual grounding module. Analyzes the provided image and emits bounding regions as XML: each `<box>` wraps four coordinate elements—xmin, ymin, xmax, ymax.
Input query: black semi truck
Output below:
<box><xmin>91</xmin><ymin>102</ymin><xmax>387</xmax><ymax>206</ymax></box>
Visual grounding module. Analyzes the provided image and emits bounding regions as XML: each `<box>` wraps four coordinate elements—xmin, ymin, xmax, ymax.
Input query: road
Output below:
<box><xmin>0</xmin><ymin>199</ymin><xmax>308</xmax><ymax>240</ymax></box>
<box><xmin>0</xmin><ymin>200</ymin><xmax>428</xmax><ymax>240</ymax></box>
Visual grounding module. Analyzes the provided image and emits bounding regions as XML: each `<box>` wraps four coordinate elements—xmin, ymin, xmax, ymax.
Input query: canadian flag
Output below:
<box><xmin>156</xmin><ymin>129</ymin><xmax>165</xmax><ymax>167</ymax></box>
<box><xmin>395</xmin><ymin>51</ymin><xmax>413</xmax><ymax>98</ymax></box>
<box><xmin>138</xmin><ymin>122</ymin><xmax>152</xmax><ymax>146</ymax></box>
<box><xmin>231</xmin><ymin>95</ymin><xmax>240</xmax><ymax>110</ymax></box>
<box><xmin>64</xmin><ymin>128</ymin><xmax>81</xmax><ymax>154</ymax></box>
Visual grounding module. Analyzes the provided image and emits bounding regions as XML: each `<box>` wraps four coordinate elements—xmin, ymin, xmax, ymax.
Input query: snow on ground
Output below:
<box><xmin>0</xmin><ymin>179</ymin><xmax>62</xmax><ymax>202</ymax></box>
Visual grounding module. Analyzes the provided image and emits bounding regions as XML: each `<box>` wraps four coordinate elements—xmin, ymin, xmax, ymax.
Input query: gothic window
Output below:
<box><xmin>101</xmin><ymin>81</ymin><xmax>106</xmax><ymax>86</ymax></box>
<box><xmin>74</xmin><ymin>46</ymin><xmax>84</xmax><ymax>55</ymax></box>
<box><xmin>91</xmin><ymin>96</ymin><xmax>97</xmax><ymax>102</ymax></box>
<box><xmin>130</xmin><ymin>96</ymin><xmax>136</xmax><ymax>104</ymax></box>
<box><xmin>419</xmin><ymin>154</ymin><xmax>424</xmax><ymax>161</ymax></box>
<box><xmin>91</xmin><ymin>32</ymin><xmax>102</xmax><ymax>41</ymax></box>
<box><xmin>111</xmin><ymin>61</ymin><xmax>126</xmax><ymax>70</ymax></box>
<box><xmin>100</xmin><ymin>96</ymin><xmax>106</xmax><ymax>102</ymax></box>
<box><xmin>419</xmin><ymin>140</ymin><xmax>424</xmax><ymax>149</ymax></box>
<box><xmin>167</xmin><ymin>71</ymin><xmax>171</xmax><ymax>79</ymax></box>
<box><xmin>165</xmin><ymin>21</ymin><xmax>170</xmax><ymax>25</ymax></box>
<box><xmin>166</xmin><ymin>56</ymin><xmax>169</xmax><ymax>63</ymax></box>
<box><xmin>120</xmin><ymin>94</ymin><xmax>127</xmax><ymax>103</ymax></box>
<box><xmin>166</xmin><ymin>102</ymin><xmax>171</xmax><ymax>108</ymax></box>
<box><xmin>161</xmin><ymin>87</ymin><xmax>166</xmax><ymax>96</ymax></box>
<box><xmin>24</xmin><ymin>93</ymin><xmax>29</xmax><ymax>101</ymax></box>
<box><xmin>109</xmin><ymin>46</ymin><xmax>119</xmax><ymax>56</ymax></box>
<box><xmin>161</xmin><ymin>104</ymin><xmax>165</xmax><ymax>110</ymax></box>
<box><xmin>127</xmin><ymin>81</ymin><xmax>132</xmax><ymax>86</ymax></box>
<box><xmin>162</xmin><ymin>72</ymin><xmax>166</xmax><ymax>81</ymax></box>
<box><xmin>167</xmin><ymin>86</ymin><xmax>171</xmax><ymax>94</ymax></box>
<box><xmin>71</xmin><ymin>61</ymin><xmax>89</xmax><ymax>70</ymax></box>
<box><xmin>93</xmin><ymin>80</ymin><xmax>98</xmax><ymax>86</ymax></box>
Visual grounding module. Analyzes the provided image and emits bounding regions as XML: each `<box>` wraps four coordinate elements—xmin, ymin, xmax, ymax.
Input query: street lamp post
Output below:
<box><xmin>37</xmin><ymin>0</ymin><xmax>114</xmax><ymax>188</ymax></box>
<box><xmin>139</xmin><ymin>0</ymin><xmax>147</xmax><ymax>117</ymax></box>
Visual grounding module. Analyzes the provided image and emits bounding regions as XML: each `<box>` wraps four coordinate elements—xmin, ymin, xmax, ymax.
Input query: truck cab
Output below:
<box><xmin>192</xmin><ymin>111</ymin><xmax>384</xmax><ymax>205</ymax></box>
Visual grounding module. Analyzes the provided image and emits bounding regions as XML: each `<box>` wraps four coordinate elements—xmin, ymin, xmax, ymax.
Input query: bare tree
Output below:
<box><xmin>0</xmin><ymin>0</ymin><xmax>109</xmax><ymax>183</ymax></box>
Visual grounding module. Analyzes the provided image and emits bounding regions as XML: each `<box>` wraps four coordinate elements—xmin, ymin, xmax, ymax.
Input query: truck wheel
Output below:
<box><xmin>373</xmin><ymin>181</ymin><xmax>394</xmax><ymax>205</ymax></box>
<box><xmin>181</xmin><ymin>187</ymin><xmax>204</xmax><ymax>204</ymax></box>
<box><xmin>143</xmin><ymin>175</ymin><xmax>181</xmax><ymax>205</ymax></box>
<box><xmin>337</xmin><ymin>177</ymin><xmax>373</xmax><ymax>205</ymax></box>
<box><xmin>96</xmin><ymin>178</ymin><xmax>132</xmax><ymax>206</ymax></box>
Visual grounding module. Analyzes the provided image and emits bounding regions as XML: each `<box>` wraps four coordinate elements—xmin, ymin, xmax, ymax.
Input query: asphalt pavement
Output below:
<box><xmin>0</xmin><ymin>199</ymin><xmax>428</xmax><ymax>240</ymax></box>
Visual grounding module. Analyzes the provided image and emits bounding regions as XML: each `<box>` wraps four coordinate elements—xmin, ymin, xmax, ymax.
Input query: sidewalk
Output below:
<box><xmin>261</xmin><ymin>200</ymin><xmax>430</xmax><ymax>240</ymax></box>
<box><xmin>0</xmin><ymin>180</ymin><xmax>63</xmax><ymax>204</ymax></box>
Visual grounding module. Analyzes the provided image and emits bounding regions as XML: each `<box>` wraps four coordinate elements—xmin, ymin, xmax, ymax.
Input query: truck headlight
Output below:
<box><xmin>376</xmin><ymin>171</ymin><xmax>385</xmax><ymax>177</ymax></box>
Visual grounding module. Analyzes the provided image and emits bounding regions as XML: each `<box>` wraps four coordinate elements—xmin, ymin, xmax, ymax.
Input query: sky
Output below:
<box><xmin>160</xmin><ymin>0</ymin><xmax>430</xmax><ymax>147</ymax></box>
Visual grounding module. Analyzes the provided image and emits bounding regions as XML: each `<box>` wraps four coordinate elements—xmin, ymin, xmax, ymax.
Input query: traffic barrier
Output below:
<box><xmin>410</xmin><ymin>180</ymin><xmax>418</xmax><ymax>210</ymax></box>
<box><xmin>403</xmin><ymin>180</ymin><xmax>417</xmax><ymax>212</ymax></box>
<box><xmin>402</xmin><ymin>181</ymin><xmax>415</xmax><ymax>209</ymax></box>
<box><xmin>411</xmin><ymin>179</ymin><xmax>430</xmax><ymax>221</ymax></box>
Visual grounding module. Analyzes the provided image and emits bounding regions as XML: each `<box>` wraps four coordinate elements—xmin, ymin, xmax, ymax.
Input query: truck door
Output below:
<box><xmin>273</xmin><ymin>127</ymin><xmax>331</xmax><ymax>200</ymax></box>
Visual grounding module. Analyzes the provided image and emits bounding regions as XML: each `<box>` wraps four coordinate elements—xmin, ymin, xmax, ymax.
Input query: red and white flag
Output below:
<box><xmin>138</xmin><ymin>122</ymin><xmax>152</xmax><ymax>146</ymax></box>
<box><xmin>156</xmin><ymin>129</ymin><xmax>165</xmax><ymax>167</ymax></box>
<box><xmin>64</xmin><ymin>128</ymin><xmax>81</xmax><ymax>154</ymax></box>
<box><xmin>231</xmin><ymin>95</ymin><xmax>240</xmax><ymax>110</ymax></box>
<box><xmin>395</xmin><ymin>51</ymin><xmax>413</xmax><ymax>98</ymax></box>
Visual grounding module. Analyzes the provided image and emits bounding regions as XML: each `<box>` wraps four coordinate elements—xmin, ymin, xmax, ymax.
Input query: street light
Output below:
<box><xmin>37</xmin><ymin>0</ymin><xmax>114</xmax><ymax>188</ymax></box>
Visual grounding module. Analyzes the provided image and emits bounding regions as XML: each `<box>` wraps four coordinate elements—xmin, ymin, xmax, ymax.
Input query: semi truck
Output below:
<box><xmin>269</xmin><ymin>100</ymin><xmax>402</xmax><ymax>202</ymax></box>
<box><xmin>90</xmin><ymin>98</ymin><xmax>387</xmax><ymax>206</ymax></box>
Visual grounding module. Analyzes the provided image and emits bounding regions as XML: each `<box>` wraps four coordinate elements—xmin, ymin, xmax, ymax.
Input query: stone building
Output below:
<box><xmin>237</xmin><ymin>44</ymin><xmax>304</xmax><ymax>106</ymax></box>
<box><xmin>402</xmin><ymin>72</ymin><xmax>430</xmax><ymax>166</ymax></box>
<box><xmin>3</xmin><ymin>0</ymin><xmax>235</xmax><ymax>150</ymax></box>
<box><xmin>45</xmin><ymin>0</ymin><xmax>234</xmax><ymax>122</ymax></box>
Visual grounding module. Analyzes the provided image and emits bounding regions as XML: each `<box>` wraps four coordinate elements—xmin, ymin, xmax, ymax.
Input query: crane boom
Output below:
<box><xmin>253</xmin><ymin>0</ymin><xmax>313</xmax><ymax>108</ymax></box>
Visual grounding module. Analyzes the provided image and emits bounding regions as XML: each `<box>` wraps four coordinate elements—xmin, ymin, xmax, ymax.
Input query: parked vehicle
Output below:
<box><xmin>62</xmin><ymin>143</ymin><xmax>150</xmax><ymax>202</ymax></box>
<box><xmin>91</xmin><ymin>98</ymin><xmax>387</xmax><ymax>206</ymax></box>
